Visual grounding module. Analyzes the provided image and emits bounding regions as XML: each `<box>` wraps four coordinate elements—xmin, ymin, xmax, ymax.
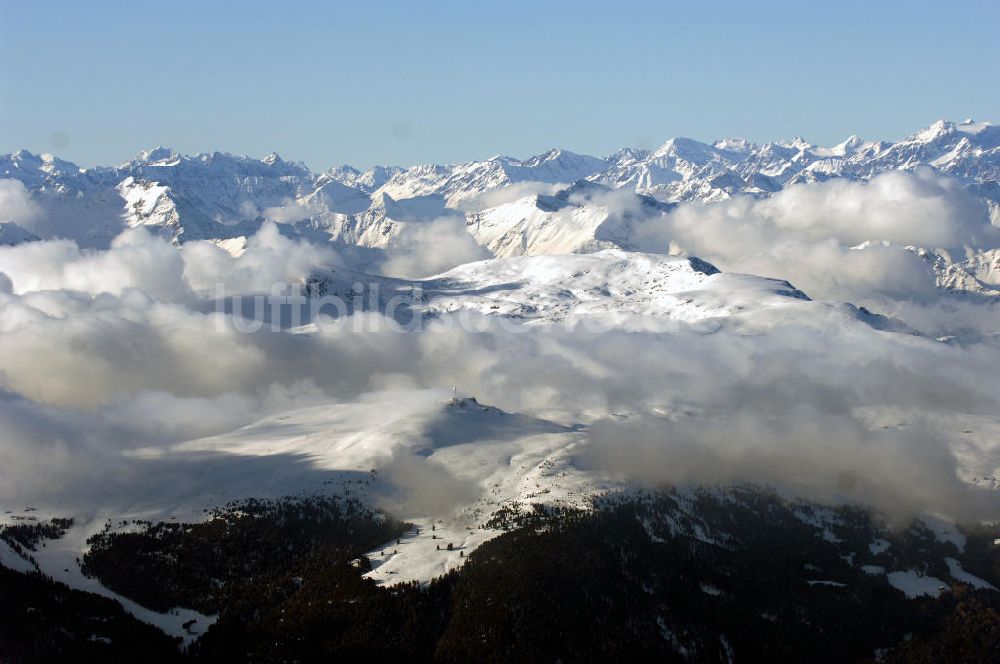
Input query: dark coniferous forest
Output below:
<box><xmin>2</xmin><ymin>489</ymin><xmax>999</xmax><ymax>663</ymax></box>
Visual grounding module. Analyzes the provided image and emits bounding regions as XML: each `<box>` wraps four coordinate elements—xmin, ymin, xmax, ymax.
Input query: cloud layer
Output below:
<box><xmin>635</xmin><ymin>169</ymin><xmax>997</xmax><ymax>304</ymax></box>
<box><xmin>1</xmin><ymin>172</ymin><xmax>999</xmax><ymax>522</ymax></box>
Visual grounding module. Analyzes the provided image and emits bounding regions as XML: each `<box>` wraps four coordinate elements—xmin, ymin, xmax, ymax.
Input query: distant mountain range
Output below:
<box><xmin>2</xmin><ymin>119</ymin><xmax>999</xmax><ymax>293</ymax></box>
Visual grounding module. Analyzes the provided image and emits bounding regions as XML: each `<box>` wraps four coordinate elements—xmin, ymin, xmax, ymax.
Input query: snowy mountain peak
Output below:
<box><xmin>515</xmin><ymin>148</ymin><xmax>608</xmax><ymax>179</ymax></box>
<box><xmin>261</xmin><ymin>151</ymin><xmax>284</xmax><ymax>165</ymax></box>
<box><xmin>914</xmin><ymin>119</ymin><xmax>955</xmax><ymax>143</ymax></box>
<box><xmin>132</xmin><ymin>146</ymin><xmax>180</xmax><ymax>166</ymax></box>
<box><xmin>5</xmin><ymin>149</ymin><xmax>80</xmax><ymax>173</ymax></box>
<box><xmin>326</xmin><ymin>164</ymin><xmax>362</xmax><ymax>178</ymax></box>
<box><xmin>651</xmin><ymin>136</ymin><xmax>717</xmax><ymax>161</ymax></box>
<box><xmin>609</xmin><ymin>146</ymin><xmax>651</xmax><ymax>162</ymax></box>
<box><xmin>524</xmin><ymin>147</ymin><xmax>568</xmax><ymax>163</ymax></box>
<box><xmin>321</xmin><ymin>164</ymin><xmax>402</xmax><ymax>193</ymax></box>
<box><xmin>809</xmin><ymin>134</ymin><xmax>867</xmax><ymax>158</ymax></box>
<box><xmin>836</xmin><ymin>134</ymin><xmax>864</xmax><ymax>153</ymax></box>
<box><xmin>522</xmin><ymin>147</ymin><xmax>599</xmax><ymax>167</ymax></box>
<box><xmin>780</xmin><ymin>136</ymin><xmax>813</xmax><ymax>151</ymax></box>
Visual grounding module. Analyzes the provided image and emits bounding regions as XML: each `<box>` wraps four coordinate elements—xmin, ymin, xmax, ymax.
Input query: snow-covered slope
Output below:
<box><xmin>376</xmin><ymin>148</ymin><xmax>609</xmax><ymax>206</ymax></box>
<box><xmin>0</xmin><ymin>389</ymin><xmax>603</xmax><ymax>590</ymax></box>
<box><xmin>293</xmin><ymin>247</ymin><xmax>828</xmax><ymax>335</ymax></box>
<box><xmin>162</xmin><ymin>390</ymin><xmax>601</xmax><ymax>585</ymax></box>
<box><xmin>911</xmin><ymin>245</ymin><xmax>1000</xmax><ymax>295</ymax></box>
<box><xmin>417</xmin><ymin>249</ymin><xmax>810</xmax><ymax>327</ymax></box>
<box><xmin>12</xmin><ymin>383</ymin><xmax>1000</xmax><ymax>592</ymax></box>
<box><xmin>465</xmin><ymin>180</ymin><xmax>672</xmax><ymax>257</ymax></box>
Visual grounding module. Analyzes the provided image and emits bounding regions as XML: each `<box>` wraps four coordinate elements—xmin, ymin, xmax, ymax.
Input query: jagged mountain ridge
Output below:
<box><xmin>2</xmin><ymin>119</ymin><xmax>999</xmax><ymax>294</ymax></box>
<box><xmin>2</xmin><ymin>119</ymin><xmax>996</xmax><ymax>240</ymax></box>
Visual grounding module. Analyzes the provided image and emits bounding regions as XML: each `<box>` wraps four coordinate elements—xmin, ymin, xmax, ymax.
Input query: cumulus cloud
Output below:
<box><xmin>373</xmin><ymin>450</ymin><xmax>478</xmax><ymax>517</ymax></box>
<box><xmin>576</xmin><ymin>359</ymin><xmax>1000</xmax><ymax>523</ymax></box>
<box><xmin>180</xmin><ymin>220</ymin><xmax>342</xmax><ymax>295</ymax></box>
<box><xmin>379</xmin><ymin>217</ymin><xmax>491</xmax><ymax>278</ymax></box>
<box><xmin>0</xmin><ymin>179</ymin><xmax>43</xmax><ymax>229</ymax></box>
<box><xmin>0</xmin><ymin>228</ymin><xmax>189</xmax><ymax>300</ymax></box>
<box><xmin>452</xmin><ymin>181</ymin><xmax>563</xmax><ymax>211</ymax></box>
<box><xmin>753</xmin><ymin>168</ymin><xmax>989</xmax><ymax>249</ymax></box>
<box><xmin>260</xmin><ymin>200</ymin><xmax>314</xmax><ymax>223</ymax></box>
<box><xmin>634</xmin><ymin>169</ymin><xmax>997</xmax><ymax>303</ymax></box>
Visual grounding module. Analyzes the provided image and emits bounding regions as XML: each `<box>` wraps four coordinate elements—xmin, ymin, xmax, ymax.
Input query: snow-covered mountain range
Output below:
<box><xmin>3</xmin><ymin>119</ymin><xmax>999</xmax><ymax>298</ymax></box>
<box><xmin>1</xmin><ymin>121</ymin><xmax>996</xmax><ymax>251</ymax></box>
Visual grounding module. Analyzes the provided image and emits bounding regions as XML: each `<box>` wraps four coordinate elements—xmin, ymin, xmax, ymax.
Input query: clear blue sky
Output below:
<box><xmin>2</xmin><ymin>0</ymin><xmax>997</xmax><ymax>170</ymax></box>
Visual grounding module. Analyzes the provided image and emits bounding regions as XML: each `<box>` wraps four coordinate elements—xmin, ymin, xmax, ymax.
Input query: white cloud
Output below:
<box><xmin>181</xmin><ymin>220</ymin><xmax>342</xmax><ymax>295</ymax></box>
<box><xmin>634</xmin><ymin>169</ymin><xmax>997</xmax><ymax>303</ymax></box>
<box><xmin>379</xmin><ymin>217</ymin><xmax>491</xmax><ymax>278</ymax></box>
<box><xmin>0</xmin><ymin>179</ymin><xmax>43</xmax><ymax>228</ymax></box>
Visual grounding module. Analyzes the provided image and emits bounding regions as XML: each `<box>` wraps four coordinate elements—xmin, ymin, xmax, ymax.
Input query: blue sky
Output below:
<box><xmin>1</xmin><ymin>0</ymin><xmax>997</xmax><ymax>170</ymax></box>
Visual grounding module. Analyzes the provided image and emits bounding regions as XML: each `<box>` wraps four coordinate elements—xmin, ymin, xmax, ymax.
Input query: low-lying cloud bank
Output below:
<box><xmin>1</xmin><ymin>170</ymin><xmax>999</xmax><ymax>521</ymax></box>
<box><xmin>635</xmin><ymin>168</ymin><xmax>998</xmax><ymax>304</ymax></box>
